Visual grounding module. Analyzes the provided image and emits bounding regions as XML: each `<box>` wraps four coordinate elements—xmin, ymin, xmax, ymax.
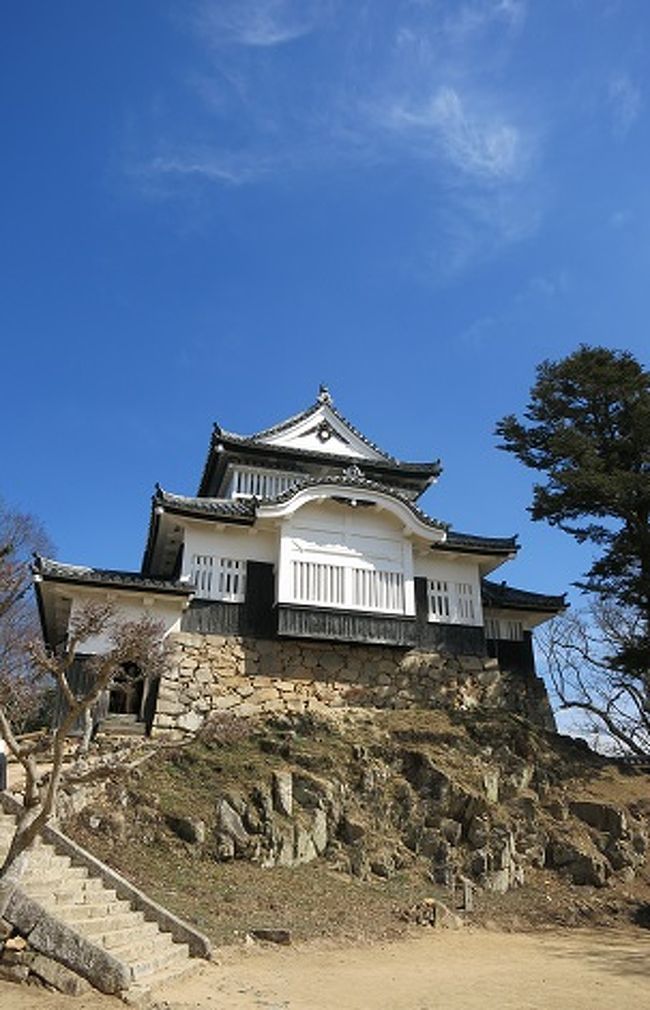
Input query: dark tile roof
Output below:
<box><xmin>481</xmin><ymin>579</ymin><xmax>567</xmax><ymax>612</ymax></box>
<box><xmin>443</xmin><ymin>531</ymin><xmax>518</xmax><ymax>554</ymax></box>
<box><xmin>33</xmin><ymin>555</ymin><xmax>193</xmax><ymax>596</ymax></box>
<box><xmin>155</xmin><ymin>478</ymin><xmax>517</xmax><ymax>558</ymax></box>
<box><xmin>257</xmin><ymin>472</ymin><xmax>449</xmax><ymax>531</ymax></box>
<box><xmin>156</xmin><ymin>488</ymin><xmax>256</xmax><ymax>522</ymax></box>
<box><xmin>213</xmin><ymin>430</ymin><xmax>441</xmax><ymax>476</ymax></box>
<box><xmin>197</xmin><ymin>391</ymin><xmax>442</xmax><ymax>498</ymax></box>
<box><xmin>158</xmin><ymin>476</ymin><xmax>447</xmax><ymax>531</ymax></box>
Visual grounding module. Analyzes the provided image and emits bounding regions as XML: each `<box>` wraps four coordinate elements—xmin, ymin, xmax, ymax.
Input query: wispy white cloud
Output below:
<box><xmin>130</xmin><ymin>0</ymin><xmax>541</xmax><ymax>273</ymax></box>
<box><xmin>383</xmin><ymin>86</ymin><xmax>524</xmax><ymax>182</ymax></box>
<box><xmin>443</xmin><ymin>0</ymin><xmax>527</xmax><ymax>41</ymax></box>
<box><xmin>143</xmin><ymin>154</ymin><xmax>263</xmax><ymax>186</ymax></box>
<box><xmin>193</xmin><ymin>0</ymin><xmax>329</xmax><ymax>48</ymax></box>
<box><xmin>608</xmin><ymin>74</ymin><xmax>642</xmax><ymax>137</ymax></box>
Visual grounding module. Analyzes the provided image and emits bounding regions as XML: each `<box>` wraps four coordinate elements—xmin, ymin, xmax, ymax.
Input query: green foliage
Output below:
<box><xmin>496</xmin><ymin>345</ymin><xmax>650</xmax><ymax>673</ymax></box>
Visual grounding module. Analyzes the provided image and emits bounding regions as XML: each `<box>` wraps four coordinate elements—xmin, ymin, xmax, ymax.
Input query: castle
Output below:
<box><xmin>35</xmin><ymin>388</ymin><xmax>565</xmax><ymax>734</ymax></box>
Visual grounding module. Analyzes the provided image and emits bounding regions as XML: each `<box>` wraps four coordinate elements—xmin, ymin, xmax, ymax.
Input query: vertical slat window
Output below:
<box><xmin>484</xmin><ymin>617</ymin><xmax>500</xmax><ymax>639</ymax></box>
<box><xmin>456</xmin><ymin>583</ymin><xmax>475</xmax><ymax>622</ymax></box>
<box><xmin>292</xmin><ymin>560</ymin><xmax>345</xmax><ymax>606</ymax></box>
<box><xmin>352</xmin><ymin>568</ymin><xmax>404</xmax><ymax>613</ymax></box>
<box><xmin>505</xmin><ymin>620</ymin><xmax>524</xmax><ymax>641</ymax></box>
<box><xmin>428</xmin><ymin>580</ymin><xmax>451</xmax><ymax>621</ymax></box>
<box><xmin>427</xmin><ymin>579</ymin><xmax>479</xmax><ymax>625</ymax></box>
<box><xmin>191</xmin><ymin>556</ymin><xmax>246</xmax><ymax>602</ymax></box>
<box><xmin>290</xmin><ymin>560</ymin><xmax>403</xmax><ymax>612</ymax></box>
<box><xmin>229</xmin><ymin>467</ymin><xmax>303</xmax><ymax>499</ymax></box>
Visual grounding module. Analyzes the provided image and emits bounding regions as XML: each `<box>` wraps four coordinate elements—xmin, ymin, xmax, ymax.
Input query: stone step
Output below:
<box><xmin>130</xmin><ymin>944</ymin><xmax>191</xmax><ymax>982</ymax></box>
<box><xmin>23</xmin><ymin>863</ymin><xmax>88</xmax><ymax>884</ymax></box>
<box><xmin>108</xmin><ymin>929</ymin><xmax>178</xmax><ymax>960</ymax></box>
<box><xmin>71</xmin><ymin>914</ymin><xmax>155</xmax><ymax>944</ymax></box>
<box><xmin>100</xmin><ymin>716</ymin><xmax>146</xmax><ymax>737</ymax></box>
<box><xmin>24</xmin><ymin>880</ymin><xmax>117</xmax><ymax>907</ymax></box>
<box><xmin>62</xmin><ymin>898</ymin><xmax>134</xmax><ymax>922</ymax></box>
<box><xmin>19</xmin><ymin>852</ymin><xmax>76</xmax><ymax>874</ymax></box>
<box><xmin>23</xmin><ymin>873</ymin><xmax>102</xmax><ymax>896</ymax></box>
<box><xmin>127</xmin><ymin>954</ymin><xmax>194</xmax><ymax>1000</ymax></box>
<box><xmin>0</xmin><ymin>807</ymin><xmax>196</xmax><ymax>992</ymax></box>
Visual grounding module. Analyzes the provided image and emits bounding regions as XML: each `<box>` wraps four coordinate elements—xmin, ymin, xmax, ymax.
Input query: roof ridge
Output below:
<box><xmin>251</xmin><ymin>400</ymin><xmax>320</xmax><ymax>440</ymax></box>
<box><xmin>243</xmin><ymin>393</ymin><xmax>400</xmax><ymax>464</ymax></box>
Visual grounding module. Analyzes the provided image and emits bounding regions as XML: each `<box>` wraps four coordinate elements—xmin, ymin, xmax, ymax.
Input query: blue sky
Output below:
<box><xmin>2</xmin><ymin>0</ymin><xmax>650</xmax><ymax>611</ymax></box>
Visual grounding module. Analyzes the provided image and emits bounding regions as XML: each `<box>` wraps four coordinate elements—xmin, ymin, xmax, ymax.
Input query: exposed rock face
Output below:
<box><xmin>153</xmin><ymin>633</ymin><xmax>554</xmax><ymax>738</ymax></box>
<box><xmin>165</xmin><ymin>713</ymin><xmax>648</xmax><ymax>896</ymax></box>
<box><xmin>60</xmin><ymin>711</ymin><xmax>649</xmax><ymax>908</ymax></box>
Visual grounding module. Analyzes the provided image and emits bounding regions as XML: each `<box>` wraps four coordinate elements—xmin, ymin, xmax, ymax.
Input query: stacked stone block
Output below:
<box><xmin>153</xmin><ymin>633</ymin><xmax>551</xmax><ymax>736</ymax></box>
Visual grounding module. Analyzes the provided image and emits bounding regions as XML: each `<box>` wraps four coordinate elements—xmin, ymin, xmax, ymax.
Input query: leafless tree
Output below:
<box><xmin>0</xmin><ymin>601</ymin><xmax>170</xmax><ymax>916</ymax></box>
<box><xmin>0</xmin><ymin>500</ymin><xmax>51</xmax><ymax>731</ymax></box>
<box><xmin>539</xmin><ymin>601</ymin><xmax>650</xmax><ymax>758</ymax></box>
<box><xmin>0</xmin><ymin>500</ymin><xmax>171</xmax><ymax>916</ymax></box>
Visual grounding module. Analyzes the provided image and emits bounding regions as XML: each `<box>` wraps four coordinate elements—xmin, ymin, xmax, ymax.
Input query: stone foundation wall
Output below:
<box><xmin>152</xmin><ymin>633</ymin><xmax>554</xmax><ymax>736</ymax></box>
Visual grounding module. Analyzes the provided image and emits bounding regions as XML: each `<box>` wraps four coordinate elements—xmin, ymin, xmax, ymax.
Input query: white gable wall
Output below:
<box><xmin>260</xmin><ymin>405</ymin><xmax>386</xmax><ymax>460</ymax></box>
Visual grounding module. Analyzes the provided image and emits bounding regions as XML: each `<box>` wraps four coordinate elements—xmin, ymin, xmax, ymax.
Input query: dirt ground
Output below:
<box><xmin>2</xmin><ymin>929</ymin><xmax>650</xmax><ymax>1010</ymax></box>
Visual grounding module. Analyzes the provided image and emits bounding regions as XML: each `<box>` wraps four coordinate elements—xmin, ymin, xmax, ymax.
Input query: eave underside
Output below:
<box><xmin>198</xmin><ymin>437</ymin><xmax>441</xmax><ymax>499</ymax></box>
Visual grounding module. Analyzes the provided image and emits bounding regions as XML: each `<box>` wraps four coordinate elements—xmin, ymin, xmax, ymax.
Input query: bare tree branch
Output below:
<box><xmin>539</xmin><ymin>601</ymin><xmax>650</xmax><ymax>757</ymax></box>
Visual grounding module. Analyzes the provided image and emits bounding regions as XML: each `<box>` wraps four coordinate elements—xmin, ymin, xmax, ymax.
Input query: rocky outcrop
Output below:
<box><xmin>58</xmin><ymin>712</ymin><xmax>650</xmax><ymax>917</ymax></box>
<box><xmin>147</xmin><ymin>713</ymin><xmax>649</xmax><ymax>896</ymax></box>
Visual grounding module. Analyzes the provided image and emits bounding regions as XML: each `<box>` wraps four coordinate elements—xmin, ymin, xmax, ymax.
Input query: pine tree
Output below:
<box><xmin>496</xmin><ymin>345</ymin><xmax>650</xmax><ymax>675</ymax></box>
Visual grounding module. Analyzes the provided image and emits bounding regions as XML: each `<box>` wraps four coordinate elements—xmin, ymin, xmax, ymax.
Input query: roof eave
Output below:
<box><xmin>205</xmin><ymin>435</ymin><xmax>440</xmax><ymax>479</ymax></box>
<box><xmin>162</xmin><ymin>503</ymin><xmax>255</xmax><ymax>526</ymax></box>
<box><xmin>36</xmin><ymin>571</ymin><xmax>193</xmax><ymax>597</ymax></box>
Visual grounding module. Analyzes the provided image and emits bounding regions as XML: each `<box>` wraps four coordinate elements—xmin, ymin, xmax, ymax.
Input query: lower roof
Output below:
<box><xmin>481</xmin><ymin>579</ymin><xmax>567</xmax><ymax>613</ymax></box>
<box><xmin>33</xmin><ymin>556</ymin><xmax>192</xmax><ymax>596</ymax></box>
<box><xmin>144</xmin><ymin>481</ymin><xmax>518</xmax><ymax>577</ymax></box>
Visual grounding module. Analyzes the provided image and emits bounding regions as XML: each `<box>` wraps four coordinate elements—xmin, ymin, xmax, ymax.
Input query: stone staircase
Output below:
<box><xmin>0</xmin><ymin>805</ymin><xmax>207</xmax><ymax>994</ymax></box>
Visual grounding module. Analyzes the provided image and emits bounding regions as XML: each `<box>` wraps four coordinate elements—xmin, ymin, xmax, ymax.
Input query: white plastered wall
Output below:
<box><xmin>67</xmin><ymin>589</ymin><xmax>186</xmax><ymax>655</ymax></box>
<box><xmin>180</xmin><ymin>520</ymin><xmax>278</xmax><ymax>578</ymax></box>
<box><xmin>278</xmin><ymin>499</ymin><xmax>415</xmax><ymax>614</ymax></box>
<box><xmin>413</xmin><ymin>551</ymin><xmax>484</xmax><ymax>627</ymax></box>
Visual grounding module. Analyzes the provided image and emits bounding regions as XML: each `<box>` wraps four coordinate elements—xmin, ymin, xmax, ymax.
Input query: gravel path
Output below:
<box><xmin>3</xmin><ymin>929</ymin><xmax>650</xmax><ymax>1009</ymax></box>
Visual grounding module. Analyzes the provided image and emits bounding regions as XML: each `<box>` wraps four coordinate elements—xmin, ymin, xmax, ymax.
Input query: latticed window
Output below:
<box><xmin>190</xmin><ymin>555</ymin><xmax>246</xmax><ymax>602</ymax></box>
<box><xmin>229</xmin><ymin>467</ymin><xmax>302</xmax><ymax>499</ymax></box>
<box><xmin>456</xmin><ymin>583</ymin><xmax>475</xmax><ymax>622</ymax></box>
<box><xmin>484</xmin><ymin>617</ymin><xmax>500</xmax><ymax>639</ymax></box>
<box><xmin>427</xmin><ymin>579</ymin><xmax>478</xmax><ymax>624</ymax></box>
<box><xmin>292</xmin><ymin>560</ymin><xmax>346</xmax><ymax>606</ymax></box>
<box><xmin>504</xmin><ymin>620</ymin><xmax>524</xmax><ymax>641</ymax></box>
<box><xmin>428</xmin><ymin>580</ymin><xmax>451</xmax><ymax>621</ymax></box>
<box><xmin>352</xmin><ymin>568</ymin><xmax>404</xmax><ymax>612</ymax></box>
<box><xmin>290</xmin><ymin>560</ymin><xmax>405</xmax><ymax>613</ymax></box>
